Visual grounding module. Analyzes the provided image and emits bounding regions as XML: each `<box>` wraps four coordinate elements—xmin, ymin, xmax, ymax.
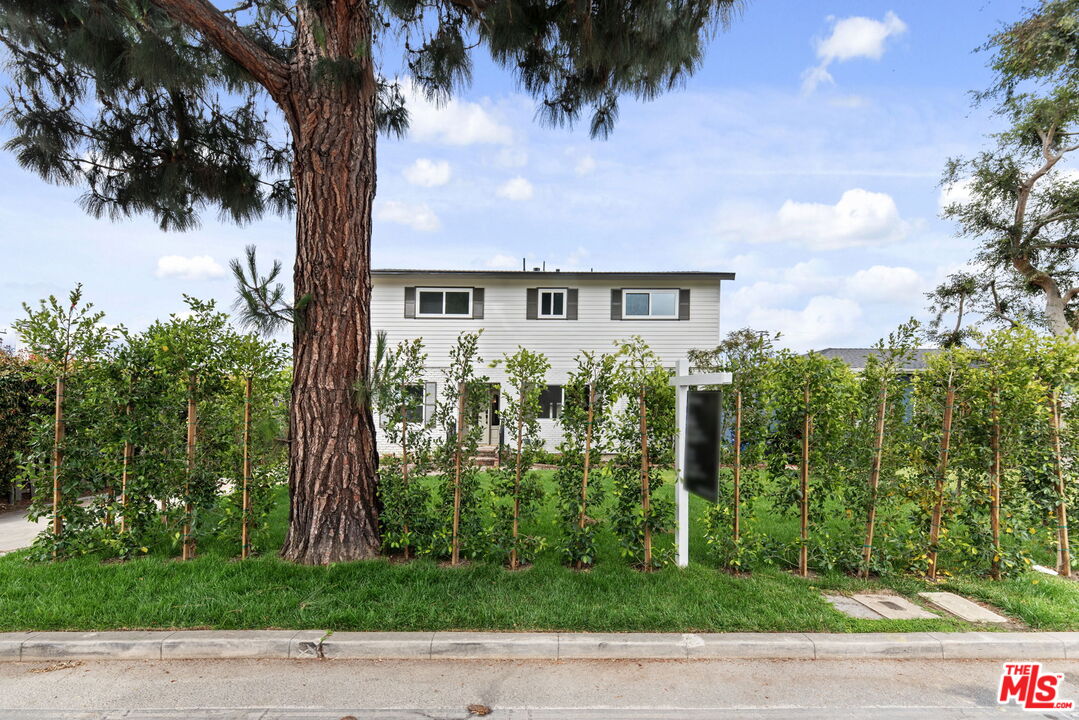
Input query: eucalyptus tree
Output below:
<box><xmin>936</xmin><ymin>0</ymin><xmax>1079</xmax><ymax>336</ymax></box>
<box><xmin>1</xmin><ymin>0</ymin><xmax>743</xmax><ymax>565</ymax></box>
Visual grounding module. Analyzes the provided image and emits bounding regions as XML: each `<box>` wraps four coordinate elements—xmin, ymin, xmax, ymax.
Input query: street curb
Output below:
<box><xmin>1</xmin><ymin>631</ymin><xmax>1077</xmax><ymax>661</ymax></box>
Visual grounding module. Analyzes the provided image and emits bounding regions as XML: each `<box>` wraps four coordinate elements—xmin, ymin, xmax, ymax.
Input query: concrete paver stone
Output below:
<box><xmin>824</xmin><ymin>595</ymin><xmax>884</xmax><ymax>620</ymax></box>
<box><xmin>918</xmin><ymin>592</ymin><xmax>1008</xmax><ymax>624</ymax></box>
<box><xmin>851</xmin><ymin>594</ymin><xmax>938</xmax><ymax>620</ymax></box>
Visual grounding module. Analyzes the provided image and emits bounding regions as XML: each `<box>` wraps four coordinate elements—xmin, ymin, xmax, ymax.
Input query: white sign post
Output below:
<box><xmin>670</xmin><ymin>358</ymin><xmax>733</xmax><ymax>568</ymax></box>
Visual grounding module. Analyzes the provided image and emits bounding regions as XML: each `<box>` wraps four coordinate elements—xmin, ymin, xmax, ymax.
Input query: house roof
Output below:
<box><xmin>814</xmin><ymin>347</ymin><xmax>943</xmax><ymax>371</ymax></box>
<box><xmin>372</xmin><ymin>269</ymin><xmax>736</xmax><ymax>280</ymax></box>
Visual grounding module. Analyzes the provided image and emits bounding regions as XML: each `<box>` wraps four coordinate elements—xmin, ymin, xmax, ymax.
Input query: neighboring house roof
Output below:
<box><xmin>372</xmin><ymin>269</ymin><xmax>736</xmax><ymax>280</ymax></box>
<box><xmin>814</xmin><ymin>347</ymin><xmax>943</xmax><ymax>372</ymax></box>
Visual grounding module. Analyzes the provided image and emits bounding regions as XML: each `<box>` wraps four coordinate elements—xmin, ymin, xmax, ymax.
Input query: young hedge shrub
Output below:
<box><xmin>489</xmin><ymin>347</ymin><xmax>550</xmax><ymax>569</ymax></box>
<box><xmin>609</xmin><ymin>336</ymin><xmax>676</xmax><ymax>570</ymax></box>
<box><xmin>430</xmin><ymin>331</ymin><xmax>489</xmax><ymax>564</ymax></box>
<box><xmin>555</xmin><ymin>350</ymin><xmax>617</xmax><ymax>568</ymax></box>
<box><xmin>375</xmin><ymin>338</ymin><xmax>437</xmax><ymax>559</ymax></box>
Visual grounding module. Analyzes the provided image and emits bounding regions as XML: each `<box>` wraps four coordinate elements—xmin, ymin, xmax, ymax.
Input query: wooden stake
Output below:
<box><xmin>927</xmin><ymin>383</ymin><xmax>956</xmax><ymax>581</ymax></box>
<box><xmin>990</xmin><ymin>387</ymin><xmax>1002</xmax><ymax>581</ymax></box>
<box><xmin>733</xmin><ymin>389</ymin><xmax>742</xmax><ymax>546</ymax></box>
<box><xmin>639</xmin><ymin>387</ymin><xmax>651</xmax><ymax>570</ymax></box>
<box><xmin>400</xmin><ymin>383</ymin><xmax>410</xmax><ymax>561</ymax></box>
<box><xmin>799</xmin><ymin>383</ymin><xmax>810</xmax><ymax>578</ymax></box>
<box><xmin>451</xmin><ymin>381</ymin><xmax>465</xmax><ymax>566</ymax></box>
<box><xmin>120</xmin><ymin>402</ymin><xmax>133</xmax><ymax>535</ymax></box>
<box><xmin>52</xmin><ymin>376</ymin><xmax>65</xmax><ymax>559</ymax></box>
<box><xmin>861</xmin><ymin>385</ymin><xmax>888</xmax><ymax>578</ymax></box>
<box><xmin>1050</xmin><ymin>391</ymin><xmax>1071</xmax><ymax>578</ymax></box>
<box><xmin>511</xmin><ymin>389</ymin><xmax>524</xmax><ymax>570</ymax></box>
<box><xmin>182</xmin><ymin>378</ymin><xmax>197</xmax><ymax>562</ymax></box>
<box><xmin>576</xmin><ymin>384</ymin><xmax>596</xmax><ymax>570</ymax></box>
<box><xmin>241</xmin><ymin>376</ymin><xmax>253</xmax><ymax>560</ymax></box>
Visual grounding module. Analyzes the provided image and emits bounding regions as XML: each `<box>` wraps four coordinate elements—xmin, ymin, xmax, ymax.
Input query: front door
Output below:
<box><xmin>485</xmin><ymin>384</ymin><xmax>501</xmax><ymax>445</ymax></box>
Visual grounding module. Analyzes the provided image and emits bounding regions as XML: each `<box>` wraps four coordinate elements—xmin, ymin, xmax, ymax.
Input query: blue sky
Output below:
<box><xmin>0</xmin><ymin>2</ymin><xmax>1021</xmax><ymax>350</ymax></box>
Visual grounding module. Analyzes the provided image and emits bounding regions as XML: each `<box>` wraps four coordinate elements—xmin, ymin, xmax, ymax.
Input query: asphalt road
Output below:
<box><xmin>3</xmin><ymin>657</ymin><xmax>1079</xmax><ymax>719</ymax></box>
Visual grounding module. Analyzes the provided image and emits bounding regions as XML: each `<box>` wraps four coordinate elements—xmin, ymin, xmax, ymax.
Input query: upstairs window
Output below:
<box><xmin>417</xmin><ymin>287</ymin><xmax>472</xmax><ymax>317</ymax></box>
<box><xmin>538</xmin><ymin>385</ymin><xmax>564</xmax><ymax>419</ymax></box>
<box><xmin>538</xmin><ymin>288</ymin><xmax>567</xmax><ymax>319</ymax></box>
<box><xmin>622</xmin><ymin>289</ymin><xmax>678</xmax><ymax>319</ymax></box>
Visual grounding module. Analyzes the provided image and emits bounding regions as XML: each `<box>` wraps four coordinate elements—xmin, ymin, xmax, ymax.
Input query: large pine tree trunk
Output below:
<box><xmin>279</xmin><ymin>5</ymin><xmax>381</xmax><ymax>564</ymax></box>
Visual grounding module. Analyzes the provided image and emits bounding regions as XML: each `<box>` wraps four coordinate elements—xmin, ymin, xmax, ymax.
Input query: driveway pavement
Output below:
<box><xmin>0</xmin><ymin>506</ymin><xmax>45</xmax><ymax>555</ymax></box>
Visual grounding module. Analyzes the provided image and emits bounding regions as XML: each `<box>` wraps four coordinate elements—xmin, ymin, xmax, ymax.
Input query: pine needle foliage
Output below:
<box><xmin>1</xmin><ymin>0</ymin><xmax>743</xmax><ymax>229</ymax></box>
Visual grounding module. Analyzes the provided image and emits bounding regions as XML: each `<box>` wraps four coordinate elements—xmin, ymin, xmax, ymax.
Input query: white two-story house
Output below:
<box><xmin>371</xmin><ymin>269</ymin><xmax>735</xmax><ymax>451</ymax></box>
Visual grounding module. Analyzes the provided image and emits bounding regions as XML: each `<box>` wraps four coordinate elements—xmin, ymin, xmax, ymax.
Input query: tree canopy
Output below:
<box><xmin>1</xmin><ymin>0</ymin><xmax>741</xmax><ymax>230</ymax></box>
<box><xmin>934</xmin><ymin>0</ymin><xmax>1079</xmax><ymax>337</ymax></box>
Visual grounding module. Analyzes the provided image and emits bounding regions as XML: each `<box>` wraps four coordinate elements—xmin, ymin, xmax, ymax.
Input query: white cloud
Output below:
<box><xmin>938</xmin><ymin>178</ymin><xmax>974</xmax><ymax>211</ymax></box>
<box><xmin>155</xmin><ymin>255</ymin><xmax>225</xmax><ymax>281</ymax></box>
<box><xmin>774</xmin><ymin>189</ymin><xmax>910</xmax><ymax>249</ymax></box>
<box><xmin>744</xmin><ymin>295</ymin><xmax>863</xmax><ymax>351</ymax></box>
<box><xmin>486</xmin><ymin>253</ymin><xmax>520</xmax><ymax>269</ymax></box>
<box><xmin>575</xmin><ymin>154</ymin><xmax>597</xmax><ymax>175</ymax></box>
<box><xmin>375</xmin><ymin>200</ymin><xmax>441</xmax><ymax>232</ymax></box>
<box><xmin>403</xmin><ymin>158</ymin><xmax>451</xmax><ymax>187</ymax></box>
<box><xmin>565</xmin><ymin>246</ymin><xmax>590</xmax><ymax>268</ymax></box>
<box><xmin>803</xmin><ymin>11</ymin><xmax>907</xmax><ymax>93</ymax></box>
<box><xmin>845</xmin><ymin>265</ymin><xmax>922</xmax><ymax>303</ymax></box>
<box><xmin>497</xmin><ymin>176</ymin><xmax>534</xmax><ymax>201</ymax></box>
<box><xmin>494</xmin><ymin>147</ymin><xmax>528</xmax><ymax>168</ymax></box>
<box><xmin>403</xmin><ymin>81</ymin><xmax>513</xmax><ymax>146</ymax></box>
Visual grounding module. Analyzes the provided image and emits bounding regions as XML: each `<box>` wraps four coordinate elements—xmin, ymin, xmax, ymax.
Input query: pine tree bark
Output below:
<box><xmin>278</xmin><ymin>4</ymin><xmax>381</xmax><ymax>564</ymax></box>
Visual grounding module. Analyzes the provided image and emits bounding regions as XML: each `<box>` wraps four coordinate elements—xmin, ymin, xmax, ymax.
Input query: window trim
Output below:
<box><xmin>537</xmin><ymin>288</ymin><xmax>568</xmax><ymax>319</ymax></box>
<box><xmin>621</xmin><ymin>288</ymin><xmax>679</xmax><ymax>320</ymax></box>
<box><xmin>416</xmin><ymin>286</ymin><xmax>474</xmax><ymax>318</ymax></box>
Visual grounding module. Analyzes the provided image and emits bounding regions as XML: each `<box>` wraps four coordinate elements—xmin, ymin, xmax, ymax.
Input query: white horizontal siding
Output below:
<box><xmin>372</xmin><ymin>273</ymin><xmax>725</xmax><ymax>453</ymax></box>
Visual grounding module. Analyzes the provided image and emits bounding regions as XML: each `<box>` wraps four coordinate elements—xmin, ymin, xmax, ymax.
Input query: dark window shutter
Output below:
<box><xmin>679</xmin><ymin>289</ymin><xmax>691</xmax><ymax>320</ymax></box>
<box><xmin>472</xmin><ymin>288</ymin><xmax>485</xmax><ymax>319</ymax></box>
<box><xmin>424</xmin><ymin>382</ymin><xmax>437</xmax><ymax>423</ymax></box>
<box><xmin>611</xmin><ymin>289</ymin><xmax>622</xmax><ymax>320</ymax></box>
<box><xmin>567</xmin><ymin>289</ymin><xmax>578</xmax><ymax>320</ymax></box>
<box><xmin>404</xmin><ymin>287</ymin><xmax>416</xmax><ymax>318</ymax></box>
<box><xmin>526</xmin><ymin>288</ymin><xmax>538</xmax><ymax>319</ymax></box>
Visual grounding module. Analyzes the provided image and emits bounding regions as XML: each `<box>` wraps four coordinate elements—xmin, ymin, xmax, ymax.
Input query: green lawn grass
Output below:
<box><xmin>1</xmin><ymin>471</ymin><xmax>1076</xmax><ymax>632</ymax></box>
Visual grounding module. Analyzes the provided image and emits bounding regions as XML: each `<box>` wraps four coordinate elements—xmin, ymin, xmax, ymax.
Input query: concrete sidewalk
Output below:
<box><xmin>2</xmin><ymin>630</ymin><xmax>1077</xmax><ymax>661</ymax></box>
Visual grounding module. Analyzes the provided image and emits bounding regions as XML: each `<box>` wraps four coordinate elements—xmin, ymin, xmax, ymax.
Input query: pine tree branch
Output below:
<box><xmin>148</xmin><ymin>0</ymin><xmax>290</xmax><ymax>101</ymax></box>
